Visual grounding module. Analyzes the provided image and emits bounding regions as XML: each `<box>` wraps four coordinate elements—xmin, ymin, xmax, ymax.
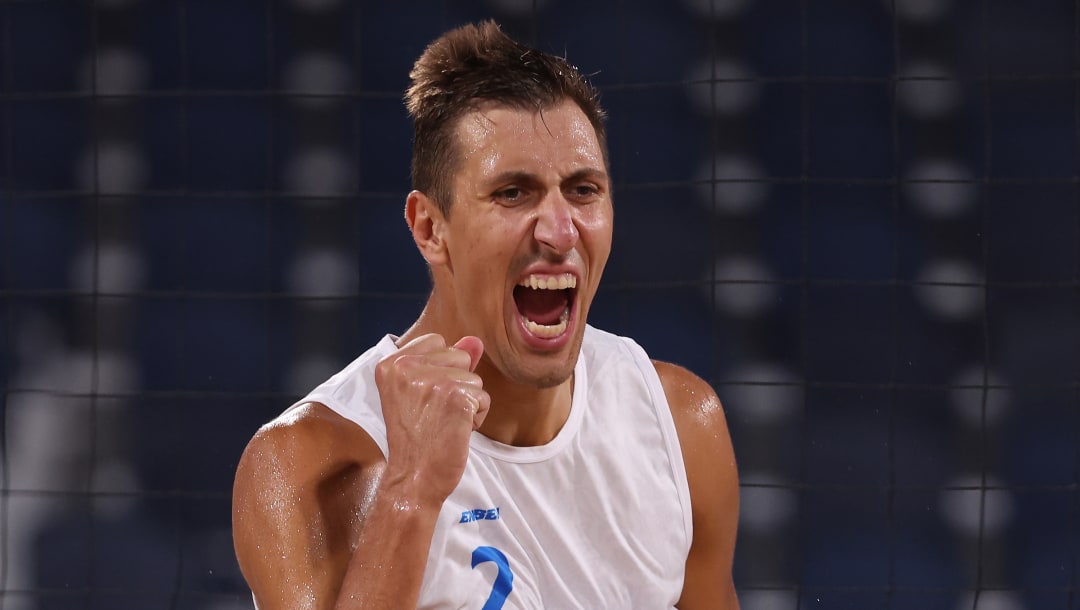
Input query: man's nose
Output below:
<box><xmin>534</xmin><ymin>192</ymin><xmax>579</xmax><ymax>256</ymax></box>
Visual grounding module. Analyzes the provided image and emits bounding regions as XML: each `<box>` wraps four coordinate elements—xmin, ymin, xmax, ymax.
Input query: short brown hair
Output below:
<box><xmin>405</xmin><ymin>21</ymin><xmax>608</xmax><ymax>216</ymax></box>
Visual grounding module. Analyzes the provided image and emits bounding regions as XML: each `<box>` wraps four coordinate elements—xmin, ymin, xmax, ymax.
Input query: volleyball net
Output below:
<box><xmin>1</xmin><ymin>1</ymin><xmax>1078</xmax><ymax>609</ymax></box>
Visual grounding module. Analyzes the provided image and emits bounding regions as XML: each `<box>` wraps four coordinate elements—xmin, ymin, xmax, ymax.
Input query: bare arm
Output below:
<box><xmin>232</xmin><ymin>335</ymin><xmax>490</xmax><ymax>609</ymax></box>
<box><xmin>232</xmin><ymin>403</ymin><xmax>441</xmax><ymax>609</ymax></box>
<box><xmin>331</xmin><ymin>453</ymin><xmax>445</xmax><ymax>609</ymax></box>
<box><xmin>655</xmin><ymin>361</ymin><xmax>740</xmax><ymax>610</ymax></box>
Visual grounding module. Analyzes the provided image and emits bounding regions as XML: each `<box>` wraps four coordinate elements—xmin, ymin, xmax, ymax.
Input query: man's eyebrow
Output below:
<box><xmin>484</xmin><ymin>167</ymin><xmax>609</xmax><ymax>188</ymax></box>
<box><xmin>563</xmin><ymin>168</ymin><xmax>609</xmax><ymax>184</ymax></box>
<box><xmin>487</xmin><ymin>170</ymin><xmax>541</xmax><ymax>187</ymax></box>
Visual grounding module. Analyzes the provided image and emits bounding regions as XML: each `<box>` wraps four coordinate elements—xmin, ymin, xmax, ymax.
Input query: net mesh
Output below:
<box><xmin>0</xmin><ymin>1</ymin><xmax>1078</xmax><ymax>609</ymax></box>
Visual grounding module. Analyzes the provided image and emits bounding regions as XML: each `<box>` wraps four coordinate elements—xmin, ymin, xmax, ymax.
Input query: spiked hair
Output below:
<box><xmin>405</xmin><ymin>21</ymin><xmax>608</xmax><ymax>215</ymax></box>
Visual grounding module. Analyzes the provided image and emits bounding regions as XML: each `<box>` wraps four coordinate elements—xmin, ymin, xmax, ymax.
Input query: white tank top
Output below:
<box><xmin>294</xmin><ymin>325</ymin><xmax>693</xmax><ymax>609</ymax></box>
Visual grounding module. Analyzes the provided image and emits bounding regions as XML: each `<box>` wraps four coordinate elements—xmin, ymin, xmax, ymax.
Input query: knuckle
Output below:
<box><xmin>445</xmin><ymin>384</ymin><xmax>477</xmax><ymax>406</ymax></box>
<box><xmin>374</xmin><ymin>358</ymin><xmax>392</xmax><ymax>383</ymax></box>
<box><xmin>423</xmin><ymin>333</ymin><xmax>447</xmax><ymax>350</ymax></box>
<box><xmin>377</xmin><ymin>355</ymin><xmax>408</xmax><ymax>384</ymax></box>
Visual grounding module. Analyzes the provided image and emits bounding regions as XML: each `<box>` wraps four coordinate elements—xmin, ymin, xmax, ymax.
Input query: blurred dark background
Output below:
<box><xmin>0</xmin><ymin>0</ymin><xmax>1078</xmax><ymax>609</ymax></box>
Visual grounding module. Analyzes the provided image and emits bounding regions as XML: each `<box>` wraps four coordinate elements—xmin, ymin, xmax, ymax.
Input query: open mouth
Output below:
<box><xmin>513</xmin><ymin>274</ymin><xmax>577</xmax><ymax>339</ymax></box>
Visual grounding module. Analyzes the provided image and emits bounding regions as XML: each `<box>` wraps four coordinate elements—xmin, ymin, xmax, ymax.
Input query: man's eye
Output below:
<box><xmin>569</xmin><ymin>185</ymin><xmax>600</xmax><ymax>200</ymax></box>
<box><xmin>494</xmin><ymin>188</ymin><xmax>523</xmax><ymax>203</ymax></box>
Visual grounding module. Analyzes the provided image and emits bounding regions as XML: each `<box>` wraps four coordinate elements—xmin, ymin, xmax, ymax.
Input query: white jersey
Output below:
<box><xmin>294</xmin><ymin>325</ymin><xmax>693</xmax><ymax>609</ymax></box>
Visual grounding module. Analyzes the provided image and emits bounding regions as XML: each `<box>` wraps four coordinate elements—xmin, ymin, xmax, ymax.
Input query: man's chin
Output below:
<box><xmin>493</xmin><ymin>319</ymin><xmax>586</xmax><ymax>388</ymax></box>
<box><xmin>530</xmin><ymin>368</ymin><xmax>575</xmax><ymax>390</ymax></box>
<box><xmin>499</xmin><ymin>352</ymin><xmax>578</xmax><ymax>390</ymax></box>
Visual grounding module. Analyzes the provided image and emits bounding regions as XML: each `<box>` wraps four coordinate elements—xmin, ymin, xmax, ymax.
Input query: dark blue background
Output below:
<box><xmin>1</xmin><ymin>1</ymin><xmax>1078</xmax><ymax>608</ymax></box>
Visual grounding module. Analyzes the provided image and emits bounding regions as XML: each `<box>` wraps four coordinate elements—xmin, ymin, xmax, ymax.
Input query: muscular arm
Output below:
<box><xmin>233</xmin><ymin>334</ymin><xmax>488</xmax><ymax>609</ymax></box>
<box><xmin>232</xmin><ymin>403</ymin><xmax>441</xmax><ymax>610</ymax></box>
<box><xmin>655</xmin><ymin>361</ymin><xmax>740</xmax><ymax>610</ymax></box>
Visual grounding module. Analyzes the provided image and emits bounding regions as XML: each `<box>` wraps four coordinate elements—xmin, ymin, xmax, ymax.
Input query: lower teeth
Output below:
<box><xmin>524</xmin><ymin>309</ymin><xmax>570</xmax><ymax>338</ymax></box>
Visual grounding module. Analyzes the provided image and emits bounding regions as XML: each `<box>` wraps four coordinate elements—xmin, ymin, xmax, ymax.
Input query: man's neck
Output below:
<box><xmin>474</xmin><ymin>363</ymin><xmax>574</xmax><ymax>447</ymax></box>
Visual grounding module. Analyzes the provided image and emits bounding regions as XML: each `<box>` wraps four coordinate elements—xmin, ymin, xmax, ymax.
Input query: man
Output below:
<box><xmin>232</xmin><ymin>21</ymin><xmax>739</xmax><ymax>609</ymax></box>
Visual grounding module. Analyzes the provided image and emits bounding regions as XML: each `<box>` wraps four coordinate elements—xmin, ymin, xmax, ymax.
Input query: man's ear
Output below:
<box><xmin>405</xmin><ymin>190</ymin><xmax>449</xmax><ymax>266</ymax></box>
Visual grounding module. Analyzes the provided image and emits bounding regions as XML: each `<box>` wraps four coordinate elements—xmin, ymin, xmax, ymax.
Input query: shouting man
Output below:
<box><xmin>232</xmin><ymin>21</ymin><xmax>740</xmax><ymax>610</ymax></box>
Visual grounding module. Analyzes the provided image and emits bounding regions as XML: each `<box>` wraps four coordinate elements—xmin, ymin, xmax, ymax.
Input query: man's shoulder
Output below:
<box><xmin>239</xmin><ymin>402</ymin><xmax>384</xmax><ymax>488</ymax></box>
<box><xmin>650</xmin><ymin>360</ymin><xmax>726</xmax><ymax>428</ymax></box>
<box><xmin>269</xmin><ymin>336</ymin><xmax>397</xmax><ymax>457</ymax></box>
<box><xmin>580</xmin><ymin>327</ymin><xmax>720</xmax><ymax>416</ymax></box>
<box><xmin>257</xmin><ymin>401</ymin><xmax>353</xmax><ymax>444</ymax></box>
<box><xmin>232</xmin><ymin>402</ymin><xmax>387</xmax><ymax>597</ymax></box>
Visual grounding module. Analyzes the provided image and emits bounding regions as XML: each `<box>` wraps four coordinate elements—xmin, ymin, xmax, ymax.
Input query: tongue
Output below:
<box><xmin>514</xmin><ymin>287</ymin><xmax>568</xmax><ymax>325</ymax></box>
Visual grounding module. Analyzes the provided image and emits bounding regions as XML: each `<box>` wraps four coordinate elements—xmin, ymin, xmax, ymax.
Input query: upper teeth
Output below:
<box><xmin>518</xmin><ymin>274</ymin><xmax>576</xmax><ymax>290</ymax></box>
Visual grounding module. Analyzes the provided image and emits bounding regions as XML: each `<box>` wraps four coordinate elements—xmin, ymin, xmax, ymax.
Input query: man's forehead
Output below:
<box><xmin>453</xmin><ymin>101</ymin><xmax>603</xmax><ymax>166</ymax></box>
<box><xmin>457</xmin><ymin>100</ymin><xmax>592</xmax><ymax>138</ymax></box>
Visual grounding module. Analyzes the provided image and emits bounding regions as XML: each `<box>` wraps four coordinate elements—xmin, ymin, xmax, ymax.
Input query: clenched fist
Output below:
<box><xmin>374</xmin><ymin>334</ymin><xmax>490</xmax><ymax>507</ymax></box>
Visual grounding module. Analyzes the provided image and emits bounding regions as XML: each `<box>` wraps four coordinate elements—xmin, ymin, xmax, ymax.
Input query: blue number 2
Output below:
<box><xmin>471</xmin><ymin>546</ymin><xmax>513</xmax><ymax>610</ymax></box>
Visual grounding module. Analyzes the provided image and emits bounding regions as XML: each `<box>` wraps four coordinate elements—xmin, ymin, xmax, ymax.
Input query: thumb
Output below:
<box><xmin>453</xmin><ymin>336</ymin><xmax>485</xmax><ymax>372</ymax></box>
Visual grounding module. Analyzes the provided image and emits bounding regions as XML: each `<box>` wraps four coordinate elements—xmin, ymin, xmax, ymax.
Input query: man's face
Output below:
<box><xmin>435</xmin><ymin>99</ymin><xmax>613</xmax><ymax>388</ymax></box>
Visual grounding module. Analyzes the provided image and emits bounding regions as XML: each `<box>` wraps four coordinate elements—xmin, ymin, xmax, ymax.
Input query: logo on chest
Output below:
<box><xmin>459</xmin><ymin>507</ymin><xmax>501</xmax><ymax>523</ymax></box>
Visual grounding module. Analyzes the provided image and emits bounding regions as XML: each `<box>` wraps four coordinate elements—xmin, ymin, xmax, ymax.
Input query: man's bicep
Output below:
<box><xmin>232</xmin><ymin>406</ymin><xmax>384</xmax><ymax>610</ymax></box>
<box><xmin>678</xmin><ymin>460</ymin><xmax>740</xmax><ymax>610</ymax></box>
<box><xmin>232</xmin><ymin>425</ymin><xmax>334</xmax><ymax>610</ymax></box>
<box><xmin>653</xmin><ymin>361</ymin><xmax>740</xmax><ymax>610</ymax></box>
